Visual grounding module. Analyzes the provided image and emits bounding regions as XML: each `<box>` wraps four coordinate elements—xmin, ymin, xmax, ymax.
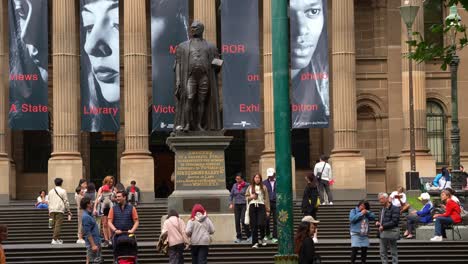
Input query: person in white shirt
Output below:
<box><xmin>314</xmin><ymin>155</ymin><xmax>333</xmax><ymax>205</ymax></box>
<box><xmin>35</xmin><ymin>190</ymin><xmax>49</xmax><ymax>209</ymax></box>
<box><xmin>389</xmin><ymin>186</ymin><xmax>407</xmax><ymax>208</ymax></box>
<box><xmin>48</xmin><ymin>178</ymin><xmax>71</xmax><ymax>245</ymax></box>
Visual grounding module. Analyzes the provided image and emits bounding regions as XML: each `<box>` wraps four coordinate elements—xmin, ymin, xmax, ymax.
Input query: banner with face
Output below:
<box><xmin>220</xmin><ymin>0</ymin><xmax>261</xmax><ymax>129</ymax></box>
<box><xmin>8</xmin><ymin>0</ymin><xmax>49</xmax><ymax>130</ymax></box>
<box><xmin>290</xmin><ymin>0</ymin><xmax>329</xmax><ymax>128</ymax></box>
<box><xmin>80</xmin><ymin>0</ymin><xmax>120</xmax><ymax>132</ymax></box>
<box><xmin>151</xmin><ymin>0</ymin><xmax>189</xmax><ymax>132</ymax></box>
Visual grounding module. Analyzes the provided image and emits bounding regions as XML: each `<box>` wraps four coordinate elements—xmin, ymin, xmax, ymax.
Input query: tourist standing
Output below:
<box><xmin>245</xmin><ymin>173</ymin><xmax>270</xmax><ymax>248</ymax></box>
<box><xmin>314</xmin><ymin>155</ymin><xmax>333</xmax><ymax>205</ymax></box>
<box><xmin>263</xmin><ymin>168</ymin><xmax>278</xmax><ymax>243</ymax></box>
<box><xmin>81</xmin><ymin>197</ymin><xmax>103</xmax><ymax>264</ymax></box>
<box><xmin>75</xmin><ymin>179</ymin><xmax>88</xmax><ymax>244</ymax></box>
<box><xmin>376</xmin><ymin>192</ymin><xmax>400</xmax><ymax>264</ymax></box>
<box><xmin>350</xmin><ymin>200</ymin><xmax>376</xmax><ymax>264</ymax></box>
<box><xmin>295</xmin><ymin>216</ymin><xmax>320</xmax><ymax>264</ymax></box>
<box><xmin>48</xmin><ymin>178</ymin><xmax>71</xmax><ymax>245</ymax></box>
<box><xmin>229</xmin><ymin>173</ymin><xmax>251</xmax><ymax>243</ymax></box>
<box><xmin>186</xmin><ymin>204</ymin><xmax>215</xmax><ymax>264</ymax></box>
<box><xmin>0</xmin><ymin>225</ymin><xmax>7</xmax><ymax>264</ymax></box>
<box><xmin>94</xmin><ymin>176</ymin><xmax>115</xmax><ymax>247</ymax></box>
<box><xmin>162</xmin><ymin>209</ymin><xmax>189</xmax><ymax>264</ymax></box>
<box><xmin>430</xmin><ymin>189</ymin><xmax>462</xmax><ymax>241</ymax></box>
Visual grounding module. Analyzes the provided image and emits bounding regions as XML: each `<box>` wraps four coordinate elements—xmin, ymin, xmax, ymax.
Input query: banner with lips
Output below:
<box><xmin>150</xmin><ymin>0</ymin><xmax>189</xmax><ymax>132</ymax></box>
<box><xmin>221</xmin><ymin>0</ymin><xmax>261</xmax><ymax>129</ymax></box>
<box><xmin>8</xmin><ymin>0</ymin><xmax>49</xmax><ymax>130</ymax></box>
<box><xmin>80</xmin><ymin>0</ymin><xmax>120</xmax><ymax>132</ymax></box>
<box><xmin>290</xmin><ymin>0</ymin><xmax>330</xmax><ymax>128</ymax></box>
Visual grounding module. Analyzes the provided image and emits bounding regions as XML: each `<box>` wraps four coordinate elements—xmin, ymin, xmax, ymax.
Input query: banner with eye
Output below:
<box><xmin>290</xmin><ymin>0</ymin><xmax>330</xmax><ymax>129</ymax></box>
<box><xmin>80</xmin><ymin>0</ymin><xmax>120</xmax><ymax>132</ymax></box>
<box><xmin>8</xmin><ymin>0</ymin><xmax>49</xmax><ymax>130</ymax></box>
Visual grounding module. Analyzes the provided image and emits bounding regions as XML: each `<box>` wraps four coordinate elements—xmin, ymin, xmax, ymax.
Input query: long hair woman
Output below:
<box><xmin>245</xmin><ymin>173</ymin><xmax>270</xmax><ymax>248</ymax></box>
<box><xmin>295</xmin><ymin>216</ymin><xmax>320</xmax><ymax>264</ymax></box>
<box><xmin>93</xmin><ymin>175</ymin><xmax>115</xmax><ymax>247</ymax></box>
<box><xmin>162</xmin><ymin>209</ymin><xmax>189</xmax><ymax>264</ymax></box>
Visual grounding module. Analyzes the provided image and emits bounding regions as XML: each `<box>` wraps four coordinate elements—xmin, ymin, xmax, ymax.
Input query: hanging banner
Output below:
<box><xmin>80</xmin><ymin>0</ymin><xmax>120</xmax><ymax>132</ymax></box>
<box><xmin>290</xmin><ymin>0</ymin><xmax>330</xmax><ymax>128</ymax></box>
<box><xmin>8</xmin><ymin>0</ymin><xmax>49</xmax><ymax>130</ymax></box>
<box><xmin>151</xmin><ymin>0</ymin><xmax>189</xmax><ymax>132</ymax></box>
<box><xmin>221</xmin><ymin>0</ymin><xmax>261</xmax><ymax>129</ymax></box>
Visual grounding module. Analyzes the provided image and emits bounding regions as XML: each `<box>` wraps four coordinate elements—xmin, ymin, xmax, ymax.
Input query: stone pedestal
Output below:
<box><xmin>120</xmin><ymin>156</ymin><xmax>155</xmax><ymax>203</ymax></box>
<box><xmin>48</xmin><ymin>158</ymin><xmax>83</xmax><ymax>202</ymax></box>
<box><xmin>0</xmin><ymin>159</ymin><xmax>10</xmax><ymax>204</ymax></box>
<box><xmin>166</xmin><ymin>135</ymin><xmax>233</xmax><ymax>214</ymax></box>
<box><xmin>329</xmin><ymin>155</ymin><xmax>366</xmax><ymax>200</ymax></box>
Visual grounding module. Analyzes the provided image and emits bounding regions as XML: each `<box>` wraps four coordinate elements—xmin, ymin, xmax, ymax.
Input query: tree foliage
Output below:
<box><xmin>408</xmin><ymin>0</ymin><xmax>468</xmax><ymax>70</ymax></box>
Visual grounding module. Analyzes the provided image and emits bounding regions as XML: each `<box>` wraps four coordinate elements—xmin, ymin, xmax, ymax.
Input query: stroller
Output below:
<box><xmin>113</xmin><ymin>233</ymin><xmax>138</xmax><ymax>264</ymax></box>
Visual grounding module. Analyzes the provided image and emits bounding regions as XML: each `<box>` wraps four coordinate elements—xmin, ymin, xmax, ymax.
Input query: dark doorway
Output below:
<box><xmin>90</xmin><ymin>132</ymin><xmax>117</xmax><ymax>189</ymax></box>
<box><xmin>150</xmin><ymin>132</ymin><xmax>174</xmax><ymax>198</ymax></box>
<box><xmin>225</xmin><ymin>130</ymin><xmax>246</xmax><ymax>191</ymax></box>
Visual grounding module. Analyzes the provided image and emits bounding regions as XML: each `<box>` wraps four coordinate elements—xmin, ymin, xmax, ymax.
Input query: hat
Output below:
<box><xmin>267</xmin><ymin>168</ymin><xmax>275</xmax><ymax>177</ymax></box>
<box><xmin>418</xmin><ymin>192</ymin><xmax>431</xmax><ymax>201</ymax></box>
<box><xmin>301</xmin><ymin>215</ymin><xmax>320</xmax><ymax>224</ymax></box>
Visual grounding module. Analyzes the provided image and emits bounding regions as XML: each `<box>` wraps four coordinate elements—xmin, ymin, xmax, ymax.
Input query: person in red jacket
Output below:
<box><xmin>430</xmin><ymin>189</ymin><xmax>462</xmax><ymax>241</ymax></box>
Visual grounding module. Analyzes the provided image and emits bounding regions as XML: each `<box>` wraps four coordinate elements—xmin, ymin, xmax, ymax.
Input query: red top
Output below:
<box><xmin>441</xmin><ymin>198</ymin><xmax>462</xmax><ymax>223</ymax></box>
<box><xmin>130</xmin><ymin>186</ymin><xmax>136</xmax><ymax>193</ymax></box>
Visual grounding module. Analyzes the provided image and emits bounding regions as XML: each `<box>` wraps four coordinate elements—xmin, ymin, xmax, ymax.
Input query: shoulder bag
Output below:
<box><xmin>316</xmin><ymin>163</ymin><xmax>326</xmax><ymax>181</ymax></box>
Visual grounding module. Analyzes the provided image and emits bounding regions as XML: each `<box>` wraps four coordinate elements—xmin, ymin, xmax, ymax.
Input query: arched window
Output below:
<box><xmin>427</xmin><ymin>101</ymin><xmax>446</xmax><ymax>164</ymax></box>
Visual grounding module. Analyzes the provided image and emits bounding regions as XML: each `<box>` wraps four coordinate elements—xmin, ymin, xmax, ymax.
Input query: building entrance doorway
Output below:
<box><xmin>150</xmin><ymin>133</ymin><xmax>174</xmax><ymax>198</ymax></box>
<box><xmin>90</xmin><ymin>132</ymin><xmax>117</xmax><ymax>189</ymax></box>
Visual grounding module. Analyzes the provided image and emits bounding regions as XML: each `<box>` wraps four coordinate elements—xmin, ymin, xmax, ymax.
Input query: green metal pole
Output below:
<box><xmin>271</xmin><ymin>0</ymin><xmax>297</xmax><ymax>263</ymax></box>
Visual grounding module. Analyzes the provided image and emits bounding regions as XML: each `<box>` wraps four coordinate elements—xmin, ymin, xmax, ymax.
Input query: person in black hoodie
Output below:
<box><xmin>376</xmin><ymin>192</ymin><xmax>400</xmax><ymax>264</ymax></box>
<box><xmin>301</xmin><ymin>172</ymin><xmax>320</xmax><ymax>218</ymax></box>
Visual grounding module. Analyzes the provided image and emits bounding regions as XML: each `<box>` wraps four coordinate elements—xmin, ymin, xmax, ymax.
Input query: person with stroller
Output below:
<box><xmin>81</xmin><ymin>196</ymin><xmax>103</xmax><ymax>264</ymax></box>
<box><xmin>108</xmin><ymin>190</ymin><xmax>140</xmax><ymax>263</ymax></box>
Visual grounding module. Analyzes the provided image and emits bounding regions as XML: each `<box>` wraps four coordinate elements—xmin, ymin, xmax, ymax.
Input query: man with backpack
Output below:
<box><xmin>48</xmin><ymin>178</ymin><xmax>71</xmax><ymax>244</ymax></box>
<box><xmin>314</xmin><ymin>155</ymin><xmax>334</xmax><ymax>205</ymax></box>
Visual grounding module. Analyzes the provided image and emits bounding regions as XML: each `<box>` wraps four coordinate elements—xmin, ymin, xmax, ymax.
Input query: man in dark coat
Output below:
<box><xmin>376</xmin><ymin>192</ymin><xmax>400</xmax><ymax>264</ymax></box>
<box><xmin>174</xmin><ymin>20</ymin><xmax>221</xmax><ymax>131</ymax></box>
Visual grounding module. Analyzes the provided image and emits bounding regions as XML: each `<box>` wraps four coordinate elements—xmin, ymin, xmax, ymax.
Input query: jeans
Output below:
<box><xmin>36</xmin><ymin>203</ymin><xmax>48</xmax><ymax>209</ymax></box>
<box><xmin>318</xmin><ymin>180</ymin><xmax>333</xmax><ymax>203</ymax></box>
<box><xmin>351</xmin><ymin>247</ymin><xmax>368</xmax><ymax>264</ymax></box>
<box><xmin>379</xmin><ymin>238</ymin><xmax>398</xmax><ymax>264</ymax></box>
<box><xmin>434</xmin><ymin>216</ymin><xmax>454</xmax><ymax>237</ymax></box>
<box><xmin>168</xmin><ymin>243</ymin><xmax>184</xmax><ymax>264</ymax></box>
<box><xmin>234</xmin><ymin>204</ymin><xmax>251</xmax><ymax>239</ymax></box>
<box><xmin>265</xmin><ymin>202</ymin><xmax>277</xmax><ymax>238</ymax></box>
<box><xmin>50</xmin><ymin>212</ymin><xmax>64</xmax><ymax>240</ymax></box>
<box><xmin>191</xmin><ymin>245</ymin><xmax>209</xmax><ymax>264</ymax></box>
<box><xmin>249</xmin><ymin>204</ymin><xmax>266</xmax><ymax>245</ymax></box>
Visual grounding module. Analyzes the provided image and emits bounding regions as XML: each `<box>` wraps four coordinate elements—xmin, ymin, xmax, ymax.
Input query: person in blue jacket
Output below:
<box><xmin>349</xmin><ymin>200</ymin><xmax>376</xmax><ymax>264</ymax></box>
<box><xmin>432</xmin><ymin>167</ymin><xmax>451</xmax><ymax>189</ymax></box>
<box><xmin>403</xmin><ymin>192</ymin><xmax>433</xmax><ymax>239</ymax></box>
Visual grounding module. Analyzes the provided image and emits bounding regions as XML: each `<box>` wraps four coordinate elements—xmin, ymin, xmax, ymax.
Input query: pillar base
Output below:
<box><xmin>120</xmin><ymin>155</ymin><xmax>154</xmax><ymax>203</ymax></box>
<box><xmin>274</xmin><ymin>255</ymin><xmax>299</xmax><ymax>263</ymax></box>
<box><xmin>0</xmin><ymin>159</ymin><xmax>11</xmax><ymax>204</ymax></box>
<box><xmin>48</xmin><ymin>157</ymin><xmax>83</xmax><ymax>203</ymax></box>
<box><xmin>329</xmin><ymin>154</ymin><xmax>366</xmax><ymax>200</ymax></box>
<box><xmin>396</xmin><ymin>153</ymin><xmax>435</xmax><ymax>190</ymax></box>
<box><xmin>168</xmin><ymin>189</ymin><xmax>231</xmax><ymax>214</ymax></box>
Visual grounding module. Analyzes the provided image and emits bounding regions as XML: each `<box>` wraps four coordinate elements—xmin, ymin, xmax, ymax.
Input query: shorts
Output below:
<box><xmin>86</xmin><ymin>246</ymin><xmax>103</xmax><ymax>264</ymax></box>
<box><xmin>103</xmin><ymin>207</ymin><xmax>110</xmax><ymax>216</ymax></box>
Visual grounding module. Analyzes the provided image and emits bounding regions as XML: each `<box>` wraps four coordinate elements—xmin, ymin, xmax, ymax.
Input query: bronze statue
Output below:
<box><xmin>174</xmin><ymin>21</ymin><xmax>222</xmax><ymax>132</ymax></box>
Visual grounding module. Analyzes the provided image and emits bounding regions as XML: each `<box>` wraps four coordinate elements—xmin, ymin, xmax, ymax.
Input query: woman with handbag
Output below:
<box><xmin>301</xmin><ymin>172</ymin><xmax>320</xmax><ymax>243</ymax></box>
<box><xmin>295</xmin><ymin>216</ymin><xmax>321</xmax><ymax>264</ymax></box>
<box><xmin>349</xmin><ymin>200</ymin><xmax>376</xmax><ymax>264</ymax></box>
<box><xmin>161</xmin><ymin>209</ymin><xmax>189</xmax><ymax>264</ymax></box>
<box><xmin>186</xmin><ymin>204</ymin><xmax>215</xmax><ymax>264</ymax></box>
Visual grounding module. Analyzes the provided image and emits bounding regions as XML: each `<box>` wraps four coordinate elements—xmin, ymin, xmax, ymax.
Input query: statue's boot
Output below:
<box><xmin>183</xmin><ymin>124</ymin><xmax>190</xmax><ymax>132</ymax></box>
<box><xmin>197</xmin><ymin>103</ymin><xmax>206</xmax><ymax>131</ymax></box>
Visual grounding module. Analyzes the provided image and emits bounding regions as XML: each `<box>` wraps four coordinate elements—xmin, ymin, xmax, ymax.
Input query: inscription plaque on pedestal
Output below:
<box><xmin>176</xmin><ymin>150</ymin><xmax>225</xmax><ymax>190</ymax></box>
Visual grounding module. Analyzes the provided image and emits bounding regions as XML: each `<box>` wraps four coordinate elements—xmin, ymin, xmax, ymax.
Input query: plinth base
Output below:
<box><xmin>0</xmin><ymin>159</ymin><xmax>11</xmax><ymax>204</ymax></box>
<box><xmin>168</xmin><ymin>189</ymin><xmax>231</xmax><ymax>214</ymax></box>
<box><xmin>274</xmin><ymin>255</ymin><xmax>299</xmax><ymax>263</ymax></box>
<box><xmin>48</xmin><ymin>157</ymin><xmax>83</xmax><ymax>203</ymax></box>
<box><xmin>329</xmin><ymin>154</ymin><xmax>366</xmax><ymax>200</ymax></box>
<box><xmin>120</xmin><ymin>156</ymin><xmax>155</xmax><ymax>203</ymax></box>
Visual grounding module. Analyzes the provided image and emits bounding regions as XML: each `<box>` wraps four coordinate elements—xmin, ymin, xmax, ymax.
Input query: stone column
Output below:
<box><xmin>330</xmin><ymin>0</ymin><xmax>366</xmax><ymax>200</ymax></box>
<box><xmin>399</xmin><ymin>0</ymin><xmax>435</xmax><ymax>186</ymax></box>
<box><xmin>120</xmin><ymin>0</ymin><xmax>154</xmax><ymax>202</ymax></box>
<box><xmin>0</xmin><ymin>0</ymin><xmax>11</xmax><ymax>203</ymax></box>
<box><xmin>194</xmin><ymin>0</ymin><xmax>217</xmax><ymax>44</ymax></box>
<box><xmin>47</xmin><ymin>0</ymin><xmax>83</xmax><ymax>199</ymax></box>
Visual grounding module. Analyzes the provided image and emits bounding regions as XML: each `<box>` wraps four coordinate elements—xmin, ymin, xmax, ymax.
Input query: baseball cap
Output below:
<box><xmin>418</xmin><ymin>192</ymin><xmax>431</xmax><ymax>201</ymax></box>
<box><xmin>301</xmin><ymin>215</ymin><xmax>320</xmax><ymax>223</ymax></box>
<box><xmin>267</xmin><ymin>168</ymin><xmax>275</xmax><ymax>177</ymax></box>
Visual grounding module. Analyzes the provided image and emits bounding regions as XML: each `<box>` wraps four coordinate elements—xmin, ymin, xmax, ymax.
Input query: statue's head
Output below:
<box><xmin>191</xmin><ymin>20</ymin><xmax>204</xmax><ymax>38</ymax></box>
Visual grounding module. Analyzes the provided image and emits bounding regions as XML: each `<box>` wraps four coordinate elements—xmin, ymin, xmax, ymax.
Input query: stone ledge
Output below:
<box><xmin>416</xmin><ymin>224</ymin><xmax>468</xmax><ymax>241</ymax></box>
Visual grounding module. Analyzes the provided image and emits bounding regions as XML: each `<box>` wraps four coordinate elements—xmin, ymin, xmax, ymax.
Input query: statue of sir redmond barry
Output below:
<box><xmin>174</xmin><ymin>21</ymin><xmax>222</xmax><ymax>132</ymax></box>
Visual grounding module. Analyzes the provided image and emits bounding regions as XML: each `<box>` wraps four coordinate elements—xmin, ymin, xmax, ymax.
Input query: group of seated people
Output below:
<box><xmin>396</xmin><ymin>186</ymin><xmax>465</xmax><ymax>241</ymax></box>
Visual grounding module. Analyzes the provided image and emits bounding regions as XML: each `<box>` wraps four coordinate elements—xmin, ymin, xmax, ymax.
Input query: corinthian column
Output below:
<box><xmin>48</xmin><ymin>0</ymin><xmax>82</xmax><ymax>199</ymax></box>
<box><xmin>0</xmin><ymin>0</ymin><xmax>12</xmax><ymax>203</ymax></box>
<box><xmin>398</xmin><ymin>0</ymin><xmax>435</xmax><ymax>185</ymax></box>
<box><xmin>194</xmin><ymin>0</ymin><xmax>217</xmax><ymax>44</ymax></box>
<box><xmin>120</xmin><ymin>0</ymin><xmax>154</xmax><ymax>202</ymax></box>
<box><xmin>330</xmin><ymin>0</ymin><xmax>366</xmax><ymax>199</ymax></box>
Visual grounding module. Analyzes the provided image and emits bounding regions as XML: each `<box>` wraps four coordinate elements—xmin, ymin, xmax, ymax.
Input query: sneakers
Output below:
<box><xmin>329</xmin><ymin>202</ymin><xmax>333</xmax><ymax>205</ymax></box>
<box><xmin>101</xmin><ymin>240</ymin><xmax>109</xmax><ymax>247</ymax></box>
<box><xmin>271</xmin><ymin>238</ymin><xmax>278</xmax><ymax>244</ymax></box>
<box><xmin>246</xmin><ymin>236</ymin><xmax>252</xmax><ymax>243</ymax></box>
<box><xmin>76</xmin><ymin>239</ymin><xmax>85</xmax><ymax>244</ymax></box>
<box><xmin>234</xmin><ymin>238</ymin><xmax>242</xmax><ymax>243</ymax></box>
<box><xmin>313</xmin><ymin>237</ymin><xmax>318</xmax><ymax>243</ymax></box>
<box><xmin>261</xmin><ymin>239</ymin><xmax>267</xmax><ymax>246</ymax></box>
<box><xmin>252</xmin><ymin>243</ymin><xmax>259</xmax><ymax>249</ymax></box>
<box><xmin>430</xmin><ymin>236</ymin><xmax>443</xmax><ymax>242</ymax></box>
<box><xmin>51</xmin><ymin>239</ymin><xmax>63</xmax><ymax>245</ymax></box>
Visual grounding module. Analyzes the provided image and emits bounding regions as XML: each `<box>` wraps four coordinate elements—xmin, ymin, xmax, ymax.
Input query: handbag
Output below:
<box><xmin>380</xmin><ymin>227</ymin><xmax>400</xmax><ymax>240</ymax></box>
<box><xmin>316</xmin><ymin>163</ymin><xmax>326</xmax><ymax>181</ymax></box>
<box><xmin>156</xmin><ymin>232</ymin><xmax>169</xmax><ymax>255</ymax></box>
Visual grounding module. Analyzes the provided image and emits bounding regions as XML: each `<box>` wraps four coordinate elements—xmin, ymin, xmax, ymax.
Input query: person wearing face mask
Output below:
<box><xmin>80</xmin><ymin>0</ymin><xmax>120</xmax><ymax>132</ymax></box>
<box><xmin>290</xmin><ymin>0</ymin><xmax>329</xmax><ymax>128</ymax></box>
<box><xmin>8</xmin><ymin>0</ymin><xmax>49</xmax><ymax>129</ymax></box>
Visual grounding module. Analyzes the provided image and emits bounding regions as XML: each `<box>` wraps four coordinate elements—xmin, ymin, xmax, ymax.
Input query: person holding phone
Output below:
<box><xmin>245</xmin><ymin>174</ymin><xmax>270</xmax><ymax>249</ymax></box>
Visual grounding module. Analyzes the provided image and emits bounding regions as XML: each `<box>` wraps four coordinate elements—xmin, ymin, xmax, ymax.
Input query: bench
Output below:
<box><xmin>416</xmin><ymin>224</ymin><xmax>468</xmax><ymax>240</ymax></box>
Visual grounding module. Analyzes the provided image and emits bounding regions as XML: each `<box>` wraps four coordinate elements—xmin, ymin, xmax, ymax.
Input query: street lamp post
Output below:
<box><xmin>446</xmin><ymin>5</ymin><xmax>462</xmax><ymax>187</ymax></box>
<box><xmin>400</xmin><ymin>1</ymin><xmax>419</xmax><ymax>189</ymax></box>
